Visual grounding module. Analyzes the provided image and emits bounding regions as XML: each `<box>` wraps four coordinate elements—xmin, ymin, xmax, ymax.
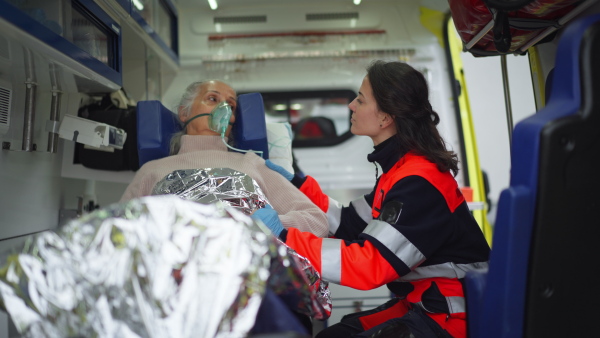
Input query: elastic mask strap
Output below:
<box><xmin>182</xmin><ymin>113</ymin><xmax>210</xmax><ymax>131</ymax></box>
<box><xmin>182</xmin><ymin>114</ymin><xmax>232</xmax><ymax>132</ymax></box>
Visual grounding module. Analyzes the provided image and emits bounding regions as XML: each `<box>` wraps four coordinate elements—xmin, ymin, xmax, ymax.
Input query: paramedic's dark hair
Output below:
<box><xmin>366</xmin><ymin>60</ymin><xmax>459</xmax><ymax>176</ymax></box>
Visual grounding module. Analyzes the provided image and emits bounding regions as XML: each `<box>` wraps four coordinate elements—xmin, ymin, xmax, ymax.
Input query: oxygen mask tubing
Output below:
<box><xmin>182</xmin><ymin>101</ymin><xmax>263</xmax><ymax>157</ymax></box>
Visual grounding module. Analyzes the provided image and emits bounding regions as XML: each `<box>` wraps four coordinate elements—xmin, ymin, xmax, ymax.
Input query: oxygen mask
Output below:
<box><xmin>182</xmin><ymin>101</ymin><xmax>233</xmax><ymax>135</ymax></box>
<box><xmin>208</xmin><ymin>101</ymin><xmax>233</xmax><ymax>135</ymax></box>
<box><xmin>182</xmin><ymin>101</ymin><xmax>263</xmax><ymax>157</ymax></box>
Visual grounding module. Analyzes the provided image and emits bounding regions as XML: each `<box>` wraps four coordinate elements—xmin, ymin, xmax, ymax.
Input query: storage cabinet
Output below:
<box><xmin>0</xmin><ymin>0</ymin><xmax>123</xmax><ymax>88</ymax></box>
<box><xmin>126</xmin><ymin>0</ymin><xmax>178</xmax><ymax>63</ymax></box>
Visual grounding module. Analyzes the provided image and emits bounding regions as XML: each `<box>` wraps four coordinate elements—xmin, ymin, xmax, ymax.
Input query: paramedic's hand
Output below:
<box><xmin>265</xmin><ymin>159</ymin><xmax>293</xmax><ymax>181</ymax></box>
<box><xmin>251</xmin><ymin>204</ymin><xmax>284</xmax><ymax>237</ymax></box>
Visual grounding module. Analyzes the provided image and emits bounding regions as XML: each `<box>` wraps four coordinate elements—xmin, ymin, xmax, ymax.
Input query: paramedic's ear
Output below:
<box><xmin>381</xmin><ymin>113</ymin><xmax>394</xmax><ymax>128</ymax></box>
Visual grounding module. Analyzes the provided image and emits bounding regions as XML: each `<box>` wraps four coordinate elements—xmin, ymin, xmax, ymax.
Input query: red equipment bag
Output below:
<box><xmin>448</xmin><ymin>0</ymin><xmax>583</xmax><ymax>56</ymax></box>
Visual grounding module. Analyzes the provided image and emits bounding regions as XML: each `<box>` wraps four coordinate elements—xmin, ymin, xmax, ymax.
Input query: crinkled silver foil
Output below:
<box><xmin>151</xmin><ymin>167</ymin><xmax>331</xmax><ymax>320</ymax></box>
<box><xmin>270</xmin><ymin>240</ymin><xmax>332</xmax><ymax>321</ymax></box>
<box><xmin>151</xmin><ymin>168</ymin><xmax>269</xmax><ymax>215</ymax></box>
<box><xmin>0</xmin><ymin>194</ymin><xmax>330</xmax><ymax>337</ymax></box>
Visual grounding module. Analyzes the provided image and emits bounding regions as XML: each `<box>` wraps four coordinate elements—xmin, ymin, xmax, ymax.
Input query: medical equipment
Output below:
<box><xmin>58</xmin><ymin>114</ymin><xmax>126</xmax><ymax>151</ymax></box>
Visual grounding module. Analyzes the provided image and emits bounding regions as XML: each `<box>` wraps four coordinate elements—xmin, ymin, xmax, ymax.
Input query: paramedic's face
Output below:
<box><xmin>349</xmin><ymin>76</ymin><xmax>388</xmax><ymax>143</ymax></box>
<box><xmin>185</xmin><ymin>81</ymin><xmax>237</xmax><ymax>136</ymax></box>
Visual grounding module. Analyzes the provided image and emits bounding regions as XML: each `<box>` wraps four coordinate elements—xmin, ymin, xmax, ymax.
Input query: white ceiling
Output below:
<box><xmin>174</xmin><ymin>0</ymin><xmax>450</xmax><ymax>12</ymax></box>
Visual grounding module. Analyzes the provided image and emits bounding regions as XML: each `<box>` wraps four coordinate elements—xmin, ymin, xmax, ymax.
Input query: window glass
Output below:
<box><xmin>134</xmin><ymin>0</ymin><xmax>154</xmax><ymax>27</ymax></box>
<box><xmin>7</xmin><ymin>0</ymin><xmax>64</xmax><ymax>35</ymax></box>
<box><xmin>258</xmin><ymin>90</ymin><xmax>355</xmax><ymax>147</ymax></box>
<box><xmin>70</xmin><ymin>5</ymin><xmax>111</xmax><ymax>67</ymax></box>
<box><xmin>156</xmin><ymin>1</ymin><xmax>174</xmax><ymax>50</ymax></box>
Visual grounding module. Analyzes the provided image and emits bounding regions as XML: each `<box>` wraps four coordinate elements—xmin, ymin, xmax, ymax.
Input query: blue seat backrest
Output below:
<box><xmin>232</xmin><ymin>92</ymin><xmax>270</xmax><ymax>159</ymax></box>
<box><xmin>137</xmin><ymin>92</ymin><xmax>269</xmax><ymax>167</ymax></box>
<box><xmin>137</xmin><ymin>100</ymin><xmax>182</xmax><ymax>167</ymax></box>
<box><xmin>465</xmin><ymin>14</ymin><xmax>600</xmax><ymax>338</ymax></box>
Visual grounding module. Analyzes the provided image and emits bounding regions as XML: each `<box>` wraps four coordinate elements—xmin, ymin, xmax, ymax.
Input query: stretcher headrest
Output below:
<box><xmin>137</xmin><ymin>93</ymin><xmax>269</xmax><ymax>167</ymax></box>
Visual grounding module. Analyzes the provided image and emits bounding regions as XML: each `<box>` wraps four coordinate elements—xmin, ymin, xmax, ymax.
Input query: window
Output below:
<box><xmin>70</xmin><ymin>2</ymin><xmax>114</xmax><ymax>68</ymax></box>
<box><xmin>255</xmin><ymin>90</ymin><xmax>355</xmax><ymax>148</ymax></box>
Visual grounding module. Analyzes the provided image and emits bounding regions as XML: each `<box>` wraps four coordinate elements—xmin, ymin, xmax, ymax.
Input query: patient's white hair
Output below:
<box><xmin>170</xmin><ymin>80</ymin><xmax>236</xmax><ymax>155</ymax></box>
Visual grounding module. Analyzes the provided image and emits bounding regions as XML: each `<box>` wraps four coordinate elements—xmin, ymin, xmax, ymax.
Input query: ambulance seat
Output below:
<box><xmin>465</xmin><ymin>14</ymin><xmax>600</xmax><ymax>338</ymax></box>
<box><xmin>137</xmin><ymin>92</ymin><xmax>270</xmax><ymax>167</ymax></box>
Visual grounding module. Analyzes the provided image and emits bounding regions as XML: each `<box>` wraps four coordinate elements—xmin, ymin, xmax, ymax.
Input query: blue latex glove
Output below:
<box><xmin>265</xmin><ymin>159</ymin><xmax>293</xmax><ymax>181</ymax></box>
<box><xmin>251</xmin><ymin>204</ymin><xmax>284</xmax><ymax>237</ymax></box>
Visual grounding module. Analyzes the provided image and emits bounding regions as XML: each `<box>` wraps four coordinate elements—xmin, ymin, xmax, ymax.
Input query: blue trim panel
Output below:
<box><xmin>115</xmin><ymin>0</ymin><xmax>132</xmax><ymax>15</ymax></box>
<box><xmin>163</xmin><ymin>0</ymin><xmax>178</xmax><ymax>16</ymax></box>
<box><xmin>131</xmin><ymin>0</ymin><xmax>179</xmax><ymax>64</ymax></box>
<box><xmin>465</xmin><ymin>13</ymin><xmax>600</xmax><ymax>338</ymax></box>
<box><xmin>0</xmin><ymin>0</ymin><xmax>122</xmax><ymax>87</ymax></box>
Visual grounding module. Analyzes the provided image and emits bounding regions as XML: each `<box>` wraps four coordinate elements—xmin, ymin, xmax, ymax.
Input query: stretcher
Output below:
<box><xmin>448</xmin><ymin>0</ymin><xmax>597</xmax><ymax>55</ymax></box>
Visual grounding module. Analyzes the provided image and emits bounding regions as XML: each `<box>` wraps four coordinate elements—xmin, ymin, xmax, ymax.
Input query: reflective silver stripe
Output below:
<box><xmin>362</xmin><ymin>220</ymin><xmax>425</xmax><ymax>268</ymax></box>
<box><xmin>396</xmin><ymin>261</ymin><xmax>489</xmax><ymax>281</ymax></box>
<box><xmin>414</xmin><ymin>296</ymin><xmax>466</xmax><ymax>314</ymax></box>
<box><xmin>321</xmin><ymin>238</ymin><xmax>342</xmax><ymax>284</ymax></box>
<box><xmin>350</xmin><ymin>196</ymin><xmax>372</xmax><ymax>223</ymax></box>
<box><xmin>447</xmin><ymin>296</ymin><xmax>466</xmax><ymax>314</ymax></box>
<box><xmin>327</xmin><ymin>197</ymin><xmax>343</xmax><ymax>235</ymax></box>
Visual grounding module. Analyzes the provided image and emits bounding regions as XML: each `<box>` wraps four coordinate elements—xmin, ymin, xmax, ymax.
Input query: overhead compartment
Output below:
<box><xmin>0</xmin><ymin>0</ymin><xmax>123</xmax><ymax>92</ymax></box>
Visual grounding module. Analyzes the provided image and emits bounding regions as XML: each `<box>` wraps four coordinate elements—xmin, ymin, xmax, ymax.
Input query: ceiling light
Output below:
<box><xmin>132</xmin><ymin>0</ymin><xmax>144</xmax><ymax>10</ymax></box>
<box><xmin>208</xmin><ymin>0</ymin><xmax>218</xmax><ymax>10</ymax></box>
<box><xmin>354</xmin><ymin>0</ymin><xmax>361</xmax><ymax>5</ymax></box>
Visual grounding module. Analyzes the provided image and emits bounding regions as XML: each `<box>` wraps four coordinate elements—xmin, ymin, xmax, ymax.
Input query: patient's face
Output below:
<box><xmin>185</xmin><ymin>80</ymin><xmax>237</xmax><ymax>137</ymax></box>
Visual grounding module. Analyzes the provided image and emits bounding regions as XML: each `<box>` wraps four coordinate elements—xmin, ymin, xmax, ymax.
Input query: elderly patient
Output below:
<box><xmin>120</xmin><ymin>80</ymin><xmax>328</xmax><ymax>237</ymax></box>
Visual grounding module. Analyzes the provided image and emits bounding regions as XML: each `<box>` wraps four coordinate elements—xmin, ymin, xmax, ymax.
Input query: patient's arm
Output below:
<box><xmin>256</xmin><ymin>160</ymin><xmax>329</xmax><ymax>238</ymax></box>
<box><xmin>120</xmin><ymin>163</ymin><xmax>158</xmax><ymax>202</ymax></box>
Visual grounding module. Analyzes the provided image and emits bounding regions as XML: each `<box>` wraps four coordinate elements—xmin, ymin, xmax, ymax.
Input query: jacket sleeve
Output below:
<box><xmin>281</xmin><ymin>175</ymin><xmax>471</xmax><ymax>289</ymax></box>
<box><xmin>292</xmin><ymin>175</ymin><xmax>374</xmax><ymax>238</ymax></box>
<box><xmin>255</xmin><ymin>162</ymin><xmax>330</xmax><ymax>238</ymax></box>
<box><xmin>294</xmin><ymin>175</ymin><xmax>329</xmax><ymax>212</ymax></box>
<box><xmin>284</xmin><ymin>227</ymin><xmax>399</xmax><ymax>290</ymax></box>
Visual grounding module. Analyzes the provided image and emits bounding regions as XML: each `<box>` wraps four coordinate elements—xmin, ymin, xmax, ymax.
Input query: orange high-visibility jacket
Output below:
<box><xmin>283</xmin><ymin>152</ymin><xmax>490</xmax><ymax>338</ymax></box>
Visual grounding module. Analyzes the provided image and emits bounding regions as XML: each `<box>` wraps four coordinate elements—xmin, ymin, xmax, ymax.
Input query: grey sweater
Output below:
<box><xmin>121</xmin><ymin>135</ymin><xmax>328</xmax><ymax>237</ymax></box>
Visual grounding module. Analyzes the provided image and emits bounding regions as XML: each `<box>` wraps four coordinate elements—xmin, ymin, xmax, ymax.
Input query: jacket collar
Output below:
<box><xmin>367</xmin><ymin>136</ymin><xmax>405</xmax><ymax>174</ymax></box>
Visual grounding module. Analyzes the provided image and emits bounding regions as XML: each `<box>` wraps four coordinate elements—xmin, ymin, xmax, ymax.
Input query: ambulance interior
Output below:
<box><xmin>0</xmin><ymin>0</ymin><xmax>599</xmax><ymax>337</ymax></box>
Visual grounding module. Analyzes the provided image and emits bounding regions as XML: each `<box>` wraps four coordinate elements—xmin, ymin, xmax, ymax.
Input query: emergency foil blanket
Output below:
<box><xmin>151</xmin><ymin>167</ymin><xmax>331</xmax><ymax>319</ymax></box>
<box><xmin>151</xmin><ymin>168</ymin><xmax>269</xmax><ymax>215</ymax></box>
<box><xmin>0</xmin><ymin>195</ymin><xmax>330</xmax><ymax>338</ymax></box>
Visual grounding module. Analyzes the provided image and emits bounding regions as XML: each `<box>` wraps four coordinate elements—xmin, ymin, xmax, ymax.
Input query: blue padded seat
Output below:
<box><xmin>137</xmin><ymin>92</ymin><xmax>269</xmax><ymax>167</ymax></box>
<box><xmin>465</xmin><ymin>14</ymin><xmax>600</xmax><ymax>338</ymax></box>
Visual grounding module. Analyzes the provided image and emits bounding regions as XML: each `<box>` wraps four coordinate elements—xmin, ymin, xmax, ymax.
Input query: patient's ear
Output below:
<box><xmin>178</xmin><ymin>106</ymin><xmax>187</xmax><ymax>122</ymax></box>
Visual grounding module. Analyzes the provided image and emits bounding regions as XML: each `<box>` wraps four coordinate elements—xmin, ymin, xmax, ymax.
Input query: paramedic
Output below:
<box><xmin>258</xmin><ymin>61</ymin><xmax>491</xmax><ymax>338</ymax></box>
<box><xmin>120</xmin><ymin>80</ymin><xmax>328</xmax><ymax>238</ymax></box>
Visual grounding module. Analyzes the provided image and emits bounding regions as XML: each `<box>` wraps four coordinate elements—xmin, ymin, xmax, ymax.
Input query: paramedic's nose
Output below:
<box><xmin>348</xmin><ymin>98</ymin><xmax>357</xmax><ymax>112</ymax></box>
